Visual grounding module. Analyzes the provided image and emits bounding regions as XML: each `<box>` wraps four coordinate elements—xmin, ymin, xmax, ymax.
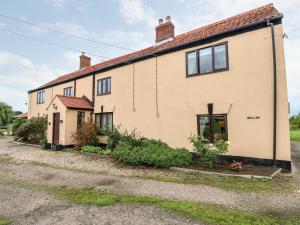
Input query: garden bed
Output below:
<box><xmin>181</xmin><ymin>161</ymin><xmax>280</xmax><ymax>177</ymax></box>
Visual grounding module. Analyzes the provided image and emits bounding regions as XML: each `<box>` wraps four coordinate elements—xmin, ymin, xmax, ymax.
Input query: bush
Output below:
<box><xmin>81</xmin><ymin>145</ymin><xmax>112</xmax><ymax>156</ymax></box>
<box><xmin>290</xmin><ymin>113</ymin><xmax>300</xmax><ymax>130</ymax></box>
<box><xmin>72</xmin><ymin>118</ymin><xmax>98</xmax><ymax>149</ymax></box>
<box><xmin>12</xmin><ymin>118</ymin><xmax>27</xmax><ymax>135</ymax></box>
<box><xmin>100</xmin><ymin>125</ymin><xmax>122</xmax><ymax>149</ymax></box>
<box><xmin>189</xmin><ymin>135</ymin><xmax>229</xmax><ymax>168</ymax></box>
<box><xmin>15</xmin><ymin>117</ymin><xmax>47</xmax><ymax>144</ymax></box>
<box><xmin>112</xmin><ymin>137</ymin><xmax>192</xmax><ymax>168</ymax></box>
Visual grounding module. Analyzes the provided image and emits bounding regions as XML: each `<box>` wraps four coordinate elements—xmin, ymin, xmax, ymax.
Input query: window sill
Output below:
<box><xmin>97</xmin><ymin>93</ymin><xmax>111</xmax><ymax>96</ymax></box>
<box><xmin>186</xmin><ymin>67</ymin><xmax>229</xmax><ymax>78</ymax></box>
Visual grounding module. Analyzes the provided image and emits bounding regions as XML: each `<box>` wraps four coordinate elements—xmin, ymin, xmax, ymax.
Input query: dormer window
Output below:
<box><xmin>37</xmin><ymin>91</ymin><xmax>45</xmax><ymax>104</ymax></box>
<box><xmin>186</xmin><ymin>42</ymin><xmax>228</xmax><ymax>77</ymax></box>
<box><xmin>63</xmin><ymin>87</ymin><xmax>73</xmax><ymax>96</ymax></box>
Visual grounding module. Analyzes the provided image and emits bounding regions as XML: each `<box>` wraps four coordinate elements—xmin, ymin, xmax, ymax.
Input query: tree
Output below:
<box><xmin>290</xmin><ymin>113</ymin><xmax>300</xmax><ymax>130</ymax></box>
<box><xmin>14</xmin><ymin>111</ymin><xmax>23</xmax><ymax>116</ymax></box>
<box><xmin>0</xmin><ymin>102</ymin><xmax>14</xmax><ymax>126</ymax></box>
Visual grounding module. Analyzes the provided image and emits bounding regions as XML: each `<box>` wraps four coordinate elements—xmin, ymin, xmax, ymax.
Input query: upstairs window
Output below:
<box><xmin>186</xmin><ymin>51</ymin><xmax>198</xmax><ymax>75</ymax></box>
<box><xmin>97</xmin><ymin>77</ymin><xmax>111</xmax><ymax>95</ymax></box>
<box><xmin>197</xmin><ymin>114</ymin><xmax>228</xmax><ymax>143</ymax></box>
<box><xmin>95</xmin><ymin>113</ymin><xmax>113</xmax><ymax>130</ymax></box>
<box><xmin>37</xmin><ymin>91</ymin><xmax>45</xmax><ymax>104</ymax></box>
<box><xmin>186</xmin><ymin>42</ymin><xmax>228</xmax><ymax>77</ymax></box>
<box><xmin>63</xmin><ymin>87</ymin><xmax>73</xmax><ymax>96</ymax></box>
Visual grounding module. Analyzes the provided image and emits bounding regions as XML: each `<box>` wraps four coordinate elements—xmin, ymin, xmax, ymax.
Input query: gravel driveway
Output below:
<box><xmin>0</xmin><ymin>138</ymin><xmax>300</xmax><ymax>224</ymax></box>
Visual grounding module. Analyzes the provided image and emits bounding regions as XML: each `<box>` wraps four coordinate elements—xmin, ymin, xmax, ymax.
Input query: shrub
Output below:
<box><xmin>81</xmin><ymin>145</ymin><xmax>101</xmax><ymax>154</ymax></box>
<box><xmin>189</xmin><ymin>135</ymin><xmax>229</xmax><ymax>168</ymax></box>
<box><xmin>15</xmin><ymin>117</ymin><xmax>47</xmax><ymax>144</ymax></box>
<box><xmin>72</xmin><ymin>118</ymin><xmax>98</xmax><ymax>149</ymax></box>
<box><xmin>12</xmin><ymin>118</ymin><xmax>27</xmax><ymax>135</ymax></box>
<box><xmin>81</xmin><ymin>145</ymin><xmax>112</xmax><ymax>156</ymax></box>
<box><xmin>112</xmin><ymin>138</ymin><xmax>192</xmax><ymax>168</ymax></box>
<box><xmin>100</xmin><ymin>125</ymin><xmax>122</xmax><ymax>149</ymax></box>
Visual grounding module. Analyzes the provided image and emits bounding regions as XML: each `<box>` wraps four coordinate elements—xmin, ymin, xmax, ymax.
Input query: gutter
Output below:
<box><xmin>28</xmin><ymin>15</ymin><xmax>283</xmax><ymax>93</ymax></box>
<box><xmin>267</xmin><ymin>20</ymin><xmax>278</xmax><ymax>167</ymax></box>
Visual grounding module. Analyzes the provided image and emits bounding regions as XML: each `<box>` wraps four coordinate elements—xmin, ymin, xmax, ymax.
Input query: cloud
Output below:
<box><xmin>43</xmin><ymin>0</ymin><xmax>67</xmax><ymax>8</ymax></box>
<box><xmin>0</xmin><ymin>51</ymin><xmax>57</xmax><ymax>111</ymax></box>
<box><xmin>118</xmin><ymin>0</ymin><xmax>156</xmax><ymax>27</ymax></box>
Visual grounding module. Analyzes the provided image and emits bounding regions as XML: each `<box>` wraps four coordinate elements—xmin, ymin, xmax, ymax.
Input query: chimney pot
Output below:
<box><xmin>79</xmin><ymin>53</ymin><xmax>91</xmax><ymax>70</ymax></box>
<box><xmin>166</xmin><ymin>16</ymin><xmax>171</xmax><ymax>22</ymax></box>
<box><xmin>158</xmin><ymin>18</ymin><xmax>163</xmax><ymax>24</ymax></box>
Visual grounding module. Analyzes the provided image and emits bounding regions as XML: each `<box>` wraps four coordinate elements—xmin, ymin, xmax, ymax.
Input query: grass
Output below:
<box><xmin>141</xmin><ymin>174</ymin><xmax>295</xmax><ymax>193</ymax></box>
<box><xmin>291</xmin><ymin>129</ymin><xmax>300</xmax><ymax>142</ymax></box>
<box><xmin>0</xmin><ymin>218</ymin><xmax>12</xmax><ymax>225</ymax></box>
<box><xmin>48</xmin><ymin>186</ymin><xmax>299</xmax><ymax>225</ymax></box>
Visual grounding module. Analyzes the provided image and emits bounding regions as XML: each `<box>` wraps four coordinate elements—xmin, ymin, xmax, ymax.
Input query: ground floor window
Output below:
<box><xmin>197</xmin><ymin>114</ymin><xmax>227</xmax><ymax>142</ymax></box>
<box><xmin>95</xmin><ymin>112</ymin><xmax>113</xmax><ymax>130</ymax></box>
<box><xmin>77</xmin><ymin>111</ymin><xmax>85</xmax><ymax>128</ymax></box>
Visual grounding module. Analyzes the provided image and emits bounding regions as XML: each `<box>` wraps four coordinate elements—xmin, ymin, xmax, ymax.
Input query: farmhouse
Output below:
<box><xmin>28</xmin><ymin>4</ymin><xmax>291</xmax><ymax>169</ymax></box>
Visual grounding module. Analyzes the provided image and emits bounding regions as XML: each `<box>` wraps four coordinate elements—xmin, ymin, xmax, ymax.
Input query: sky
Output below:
<box><xmin>0</xmin><ymin>0</ymin><xmax>299</xmax><ymax>114</ymax></box>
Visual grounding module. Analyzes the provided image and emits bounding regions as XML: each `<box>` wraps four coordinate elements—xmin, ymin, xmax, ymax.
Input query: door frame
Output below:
<box><xmin>52</xmin><ymin>112</ymin><xmax>60</xmax><ymax>145</ymax></box>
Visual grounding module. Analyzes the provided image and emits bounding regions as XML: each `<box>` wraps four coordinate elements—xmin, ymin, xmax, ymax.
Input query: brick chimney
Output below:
<box><xmin>79</xmin><ymin>52</ymin><xmax>91</xmax><ymax>70</ymax></box>
<box><xmin>155</xmin><ymin>16</ymin><xmax>175</xmax><ymax>43</ymax></box>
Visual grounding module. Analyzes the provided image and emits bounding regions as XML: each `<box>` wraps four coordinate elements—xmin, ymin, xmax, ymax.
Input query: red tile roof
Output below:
<box><xmin>30</xmin><ymin>4</ymin><xmax>281</xmax><ymax>92</ymax></box>
<box><xmin>57</xmin><ymin>95</ymin><xmax>94</xmax><ymax>110</ymax></box>
<box><xmin>14</xmin><ymin>112</ymin><xmax>28</xmax><ymax>119</ymax></box>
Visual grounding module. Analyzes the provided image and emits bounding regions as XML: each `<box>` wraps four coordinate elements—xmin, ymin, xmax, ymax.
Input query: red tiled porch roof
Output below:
<box><xmin>57</xmin><ymin>95</ymin><xmax>94</xmax><ymax>111</ymax></box>
<box><xmin>14</xmin><ymin>112</ymin><xmax>28</xmax><ymax>119</ymax></box>
<box><xmin>29</xmin><ymin>4</ymin><xmax>282</xmax><ymax>92</ymax></box>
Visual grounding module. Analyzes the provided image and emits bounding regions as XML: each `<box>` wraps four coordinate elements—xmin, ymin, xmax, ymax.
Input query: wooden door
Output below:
<box><xmin>52</xmin><ymin>113</ymin><xmax>60</xmax><ymax>145</ymax></box>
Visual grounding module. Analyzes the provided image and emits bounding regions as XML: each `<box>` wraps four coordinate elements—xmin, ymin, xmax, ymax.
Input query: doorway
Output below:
<box><xmin>52</xmin><ymin>113</ymin><xmax>60</xmax><ymax>145</ymax></box>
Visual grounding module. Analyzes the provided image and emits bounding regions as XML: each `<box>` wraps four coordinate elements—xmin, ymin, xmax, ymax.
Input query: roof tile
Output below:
<box><xmin>57</xmin><ymin>95</ymin><xmax>94</xmax><ymax>110</ymax></box>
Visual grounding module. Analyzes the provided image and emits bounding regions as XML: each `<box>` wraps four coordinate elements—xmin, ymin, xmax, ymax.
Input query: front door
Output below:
<box><xmin>52</xmin><ymin>113</ymin><xmax>60</xmax><ymax>145</ymax></box>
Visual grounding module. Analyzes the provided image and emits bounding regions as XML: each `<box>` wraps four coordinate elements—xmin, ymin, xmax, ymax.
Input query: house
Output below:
<box><xmin>27</xmin><ymin>4</ymin><xmax>291</xmax><ymax>170</ymax></box>
<box><xmin>13</xmin><ymin>112</ymin><xmax>28</xmax><ymax>119</ymax></box>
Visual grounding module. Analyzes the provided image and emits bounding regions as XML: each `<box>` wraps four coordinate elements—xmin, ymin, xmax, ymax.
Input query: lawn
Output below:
<box><xmin>0</xmin><ymin>218</ymin><xmax>12</xmax><ymax>225</ymax></box>
<box><xmin>291</xmin><ymin>129</ymin><xmax>300</xmax><ymax>142</ymax></box>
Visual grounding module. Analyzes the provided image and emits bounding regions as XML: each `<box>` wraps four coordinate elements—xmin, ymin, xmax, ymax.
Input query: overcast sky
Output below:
<box><xmin>0</xmin><ymin>0</ymin><xmax>299</xmax><ymax>114</ymax></box>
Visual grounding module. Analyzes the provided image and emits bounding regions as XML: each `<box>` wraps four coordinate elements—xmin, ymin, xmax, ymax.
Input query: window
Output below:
<box><xmin>186</xmin><ymin>51</ymin><xmax>198</xmax><ymax>75</ymax></box>
<box><xmin>77</xmin><ymin>111</ymin><xmax>85</xmax><ymax>127</ymax></box>
<box><xmin>199</xmin><ymin>47</ymin><xmax>213</xmax><ymax>74</ymax></box>
<box><xmin>197</xmin><ymin>114</ymin><xmax>227</xmax><ymax>142</ymax></box>
<box><xmin>186</xmin><ymin>42</ymin><xmax>228</xmax><ymax>76</ymax></box>
<box><xmin>97</xmin><ymin>77</ymin><xmax>111</xmax><ymax>95</ymax></box>
<box><xmin>63</xmin><ymin>87</ymin><xmax>73</xmax><ymax>96</ymax></box>
<box><xmin>95</xmin><ymin>113</ymin><xmax>113</xmax><ymax>130</ymax></box>
<box><xmin>37</xmin><ymin>91</ymin><xmax>45</xmax><ymax>104</ymax></box>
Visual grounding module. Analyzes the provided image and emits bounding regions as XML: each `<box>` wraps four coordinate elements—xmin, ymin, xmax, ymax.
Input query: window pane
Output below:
<box><xmin>107</xmin><ymin>78</ymin><xmax>111</xmax><ymax>93</ymax></box>
<box><xmin>101</xmin><ymin>114</ymin><xmax>107</xmax><ymax>129</ymax></box>
<box><xmin>102</xmin><ymin>79</ymin><xmax>107</xmax><ymax>94</ymax></box>
<box><xmin>95</xmin><ymin>114</ymin><xmax>100</xmax><ymax>128</ymax></box>
<box><xmin>97</xmin><ymin>80</ymin><xmax>102</xmax><ymax>95</ymax></box>
<box><xmin>213</xmin><ymin>115</ymin><xmax>226</xmax><ymax>141</ymax></box>
<box><xmin>187</xmin><ymin>52</ymin><xmax>197</xmax><ymax>75</ymax></box>
<box><xmin>199</xmin><ymin>47</ymin><xmax>212</xmax><ymax>74</ymax></box>
<box><xmin>107</xmin><ymin>113</ymin><xmax>112</xmax><ymax>129</ymax></box>
<box><xmin>198</xmin><ymin>116</ymin><xmax>210</xmax><ymax>142</ymax></box>
<box><xmin>214</xmin><ymin>44</ymin><xmax>227</xmax><ymax>70</ymax></box>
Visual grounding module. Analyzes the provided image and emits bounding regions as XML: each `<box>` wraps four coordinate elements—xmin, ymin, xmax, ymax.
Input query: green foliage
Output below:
<box><xmin>189</xmin><ymin>135</ymin><xmax>229</xmax><ymax>167</ymax></box>
<box><xmin>100</xmin><ymin>125</ymin><xmax>122</xmax><ymax>149</ymax></box>
<box><xmin>15</xmin><ymin>117</ymin><xmax>47</xmax><ymax>144</ymax></box>
<box><xmin>72</xmin><ymin>118</ymin><xmax>98</xmax><ymax>149</ymax></box>
<box><xmin>50</xmin><ymin>186</ymin><xmax>299</xmax><ymax>225</ymax></box>
<box><xmin>0</xmin><ymin>218</ymin><xmax>12</xmax><ymax>225</ymax></box>
<box><xmin>290</xmin><ymin>129</ymin><xmax>300</xmax><ymax>142</ymax></box>
<box><xmin>112</xmin><ymin>136</ymin><xmax>192</xmax><ymax>168</ymax></box>
<box><xmin>0</xmin><ymin>102</ymin><xmax>14</xmax><ymax>126</ymax></box>
<box><xmin>290</xmin><ymin>113</ymin><xmax>300</xmax><ymax>130</ymax></box>
<box><xmin>81</xmin><ymin>145</ymin><xmax>101</xmax><ymax>154</ymax></box>
<box><xmin>12</xmin><ymin>118</ymin><xmax>27</xmax><ymax>135</ymax></box>
<box><xmin>81</xmin><ymin>145</ymin><xmax>112</xmax><ymax>155</ymax></box>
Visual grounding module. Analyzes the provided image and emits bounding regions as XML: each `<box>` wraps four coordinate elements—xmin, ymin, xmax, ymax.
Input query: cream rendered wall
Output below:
<box><xmin>75</xmin><ymin>76</ymin><xmax>93</xmax><ymax>100</ymax></box>
<box><xmin>93</xmin><ymin>24</ymin><xmax>290</xmax><ymax>161</ymax></box>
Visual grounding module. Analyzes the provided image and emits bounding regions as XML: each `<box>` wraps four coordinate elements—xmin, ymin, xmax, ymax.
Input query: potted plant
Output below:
<box><xmin>40</xmin><ymin>138</ymin><xmax>51</xmax><ymax>149</ymax></box>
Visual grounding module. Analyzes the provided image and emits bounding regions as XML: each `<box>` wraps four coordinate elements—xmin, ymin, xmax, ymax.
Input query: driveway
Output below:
<box><xmin>0</xmin><ymin>138</ymin><xmax>300</xmax><ymax>224</ymax></box>
<box><xmin>292</xmin><ymin>141</ymin><xmax>300</xmax><ymax>177</ymax></box>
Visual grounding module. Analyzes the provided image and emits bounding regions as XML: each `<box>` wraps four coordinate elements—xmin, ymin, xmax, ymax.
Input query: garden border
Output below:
<box><xmin>171</xmin><ymin>167</ymin><xmax>282</xmax><ymax>179</ymax></box>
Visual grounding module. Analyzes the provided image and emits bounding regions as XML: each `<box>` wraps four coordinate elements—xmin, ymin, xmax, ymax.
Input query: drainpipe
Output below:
<box><xmin>267</xmin><ymin>20</ymin><xmax>277</xmax><ymax>167</ymax></box>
